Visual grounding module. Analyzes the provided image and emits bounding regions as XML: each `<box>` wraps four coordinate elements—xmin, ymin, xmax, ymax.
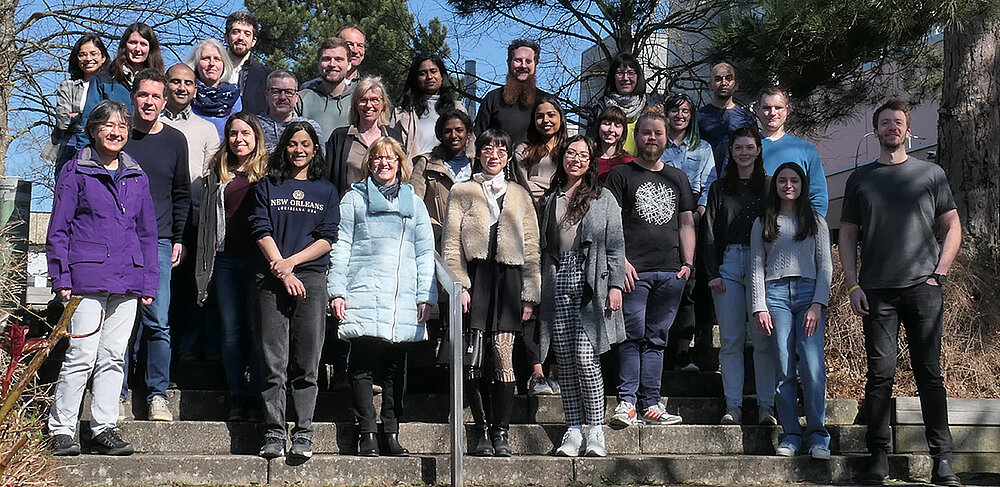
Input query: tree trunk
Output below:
<box><xmin>938</xmin><ymin>17</ymin><xmax>1000</xmax><ymax>261</ymax></box>
<box><xmin>0</xmin><ymin>0</ymin><xmax>18</xmax><ymax>176</ymax></box>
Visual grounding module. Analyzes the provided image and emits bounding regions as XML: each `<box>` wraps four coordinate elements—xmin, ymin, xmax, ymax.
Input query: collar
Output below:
<box><xmin>75</xmin><ymin>146</ymin><xmax>142</xmax><ymax>173</ymax></box>
<box><xmin>360</xmin><ymin>178</ymin><xmax>414</xmax><ymax>216</ymax></box>
<box><xmin>161</xmin><ymin>105</ymin><xmax>193</xmax><ymax>121</ymax></box>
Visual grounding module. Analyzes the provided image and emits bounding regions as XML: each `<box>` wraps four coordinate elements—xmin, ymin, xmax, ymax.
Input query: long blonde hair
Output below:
<box><xmin>211</xmin><ymin>112</ymin><xmax>268</xmax><ymax>184</ymax></box>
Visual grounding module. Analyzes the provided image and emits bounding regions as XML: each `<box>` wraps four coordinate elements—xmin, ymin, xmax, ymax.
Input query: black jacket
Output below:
<box><xmin>325</xmin><ymin>124</ymin><xmax>405</xmax><ymax>198</ymax></box>
<box><xmin>237</xmin><ymin>57</ymin><xmax>272</xmax><ymax>116</ymax></box>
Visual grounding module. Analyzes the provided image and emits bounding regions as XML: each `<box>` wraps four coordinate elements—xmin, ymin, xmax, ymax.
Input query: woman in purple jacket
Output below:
<box><xmin>46</xmin><ymin>100</ymin><xmax>159</xmax><ymax>457</ymax></box>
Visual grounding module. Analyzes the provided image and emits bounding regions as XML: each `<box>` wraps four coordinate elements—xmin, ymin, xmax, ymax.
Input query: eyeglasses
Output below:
<box><xmin>78</xmin><ymin>50</ymin><xmax>103</xmax><ymax>60</ymax></box>
<box><xmin>615</xmin><ymin>69</ymin><xmax>637</xmax><ymax>78</ymax></box>
<box><xmin>268</xmin><ymin>88</ymin><xmax>297</xmax><ymax>98</ymax></box>
<box><xmin>564</xmin><ymin>149</ymin><xmax>590</xmax><ymax>160</ymax></box>
<box><xmin>345</xmin><ymin>41</ymin><xmax>366</xmax><ymax>51</ymax></box>
<box><xmin>98</xmin><ymin>122</ymin><xmax>129</xmax><ymax>133</ymax></box>
<box><xmin>359</xmin><ymin>97</ymin><xmax>382</xmax><ymax>106</ymax></box>
<box><xmin>481</xmin><ymin>146</ymin><xmax>507</xmax><ymax>156</ymax></box>
<box><xmin>371</xmin><ymin>156</ymin><xmax>398</xmax><ymax>165</ymax></box>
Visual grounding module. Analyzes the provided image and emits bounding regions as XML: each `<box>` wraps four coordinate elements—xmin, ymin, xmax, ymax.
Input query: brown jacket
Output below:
<box><xmin>409</xmin><ymin>151</ymin><xmax>458</xmax><ymax>248</ymax></box>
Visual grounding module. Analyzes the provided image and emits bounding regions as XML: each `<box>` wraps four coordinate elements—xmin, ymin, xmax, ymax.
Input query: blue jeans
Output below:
<box><xmin>714</xmin><ymin>245</ymin><xmax>775</xmax><ymax>408</ymax></box>
<box><xmin>617</xmin><ymin>271</ymin><xmax>686</xmax><ymax>410</ymax></box>
<box><xmin>123</xmin><ymin>238</ymin><xmax>172</xmax><ymax>401</ymax></box>
<box><xmin>766</xmin><ymin>277</ymin><xmax>829</xmax><ymax>450</ymax></box>
<box><xmin>213</xmin><ymin>254</ymin><xmax>261</xmax><ymax>399</ymax></box>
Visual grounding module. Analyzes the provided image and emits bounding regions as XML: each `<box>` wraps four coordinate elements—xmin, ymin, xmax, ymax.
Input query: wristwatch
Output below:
<box><xmin>682</xmin><ymin>263</ymin><xmax>694</xmax><ymax>271</ymax></box>
<box><xmin>931</xmin><ymin>273</ymin><xmax>947</xmax><ymax>286</ymax></box>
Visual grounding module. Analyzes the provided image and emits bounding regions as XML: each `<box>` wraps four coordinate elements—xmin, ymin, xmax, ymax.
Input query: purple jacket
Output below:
<box><xmin>47</xmin><ymin>147</ymin><xmax>159</xmax><ymax>297</ymax></box>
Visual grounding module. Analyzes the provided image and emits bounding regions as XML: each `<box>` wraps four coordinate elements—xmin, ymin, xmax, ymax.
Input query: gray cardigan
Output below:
<box><xmin>538</xmin><ymin>187</ymin><xmax>626</xmax><ymax>362</ymax></box>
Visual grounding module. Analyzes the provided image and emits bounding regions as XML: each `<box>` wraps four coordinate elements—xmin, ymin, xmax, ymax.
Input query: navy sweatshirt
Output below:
<box><xmin>250</xmin><ymin>176</ymin><xmax>341</xmax><ymax>273</ymax></box>
<box><xmin>124</xmin><ymin>124</ymin><xmax>191</xmax><ymax>242</ymax></box>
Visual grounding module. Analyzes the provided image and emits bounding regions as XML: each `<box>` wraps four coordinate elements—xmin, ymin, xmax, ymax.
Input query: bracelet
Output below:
<box><xmin>848</xmin><ymin>284</ymin><xmax>861</xmax><ymax>295</ymax></box>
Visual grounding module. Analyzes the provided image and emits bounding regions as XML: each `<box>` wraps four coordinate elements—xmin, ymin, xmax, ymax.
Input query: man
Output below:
<box><xmin>122</xmin><ymin>69</ymin><xmax>191</xmax><ymax>422</ymax></box>
<box><xmin>258</xmin><ymin>70</ymin><xmax>322</xmax><ymax>152</ymax></box>
<box><xmin>298</xmin><ymin>37</ymin><xmax>353</xmax><ymax>145</ymax></box>
<box><xmin>474</xmin><ymin>39</ymin><xmax>549</xmax><ymax>146</ymax></box>
<box><xmin>697</xmin><ymin>63</ymin><xmax>758</xmax><ymax>176</ymax></box>
<box><xmin>757</xmin><ymin>86</ymin><xmax>829</xmax><ymax>216</ymax></box>
<box><xmin>300</xmin><ymin>25</ymin><xmax>366</xmax><ymax>92</ymax></box>
<box><xmin>604</xmin><ymin>107</ymin><xmax>694</xmax><ymax>427</ymax></box>
<box><xmin>224</xmin><ymin>11</ymin><xmax>272</xmax><ymax>116</ymax></box>
<box><xmin>840</xmin><ymin>98</ymin><xmax>961</xmax><ymax>487</ymax></box>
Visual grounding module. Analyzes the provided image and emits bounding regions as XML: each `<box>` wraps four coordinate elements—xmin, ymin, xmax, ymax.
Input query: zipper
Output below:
<box><xmin>390</xmin><ymin>213</ymin><xmax>405</xmax><ymax>339</ymax></box>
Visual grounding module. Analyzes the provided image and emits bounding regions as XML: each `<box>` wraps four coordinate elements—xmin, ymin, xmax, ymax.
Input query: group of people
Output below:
<box><xmin>42</xmin><ymin>14</ymin><xmax>964</xmax><ymax>487</ymax></box>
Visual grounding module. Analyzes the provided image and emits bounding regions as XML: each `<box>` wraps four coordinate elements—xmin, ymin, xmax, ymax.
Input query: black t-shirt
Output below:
<box><xmin>605</xmin><ymin>161</ymin><xmax>694</xmax><ymax>272</ymax></box>
<box><xmin>473</xmin><ymin>87</ymin><xmax>550</xmax><ymax>146</ymax></box>
<box><xmin>841</xmin><ymin>157</ymin><xmax>957</xmax><ymax>289</ymax></box>
<box><xmin>249</xmin><ymin>176</ymin><xmax>341</xmax><ymax>273</ymax></box>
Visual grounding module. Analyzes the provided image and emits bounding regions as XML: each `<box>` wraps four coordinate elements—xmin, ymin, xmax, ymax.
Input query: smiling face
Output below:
<box><xmin>636</xmin><ymin>117</ymin><xmax>667</xmax><ymax>162</ymax></box>
<box><xmin>92</xmin><ymin>111</ymin><xmax>129</xmax><ymax>155</ymax></box>
<box><xmin>369</xmin><ymin>148</ymin><xmax>400</xmax><ymax>185</ymax></box>
<box><xmin>667</xmin><ymin>100</ymin><xmax>692</xmax><ymax>134</ymax></box>
<box><xmin>286</xmin><ymin>129</ymin><xmax>315</xmax><ymax>176</ymax></box>
<box><xmin>340</xmin><ymin>28</ymin><xmax>366</xmax><ymax>69</ymax></box>
<box><xmin>614</xmin><ymin>65</ymin><xmax>637</xmax><ymax>95</ymax></box>
<box><xmin>729</xmin><ymin>136</ymin><xmax>760</xmax><ymax>173</ymax></box>
<box><xmin>534</xmin><ymin>102</ymin><xmax>561</xmax><ymax>138</ymax></box>
<box><xmin>417</xmin><ymin>59</ymin><xmax>442</xmax><ymax>95</ymax></box>
<box><xmin>197</xmin><ymin>44</ymin><xmax>225</xmax><ymax>87</ymax></box>
<box><xmin>166</xmin><ymin>65</ymin><xmax>196</xmax><ymax>110</ymax></box>
<box><xmin>226</xmin><ymin>20</ymin><xmax>256</xmax><ymax>58</ymax></box>
<box><xmin>125</xmin><ymin>31</ymin><xmax>150</xmax><ymax>67</ymax></box>
<box><xmin>357</xmin><ymin>88</ymin><xmax>383</xmax><ymax>126</ymax></box>
<box><xmin>440</xmin><ymin>117</ymin><xmax>469</xmax><ymax>155</ymax></box>
<box><xmin>562</xmin><ymin>139</ymin><xmax>591</xmax><ymax>181</ymax></box>
<box><xmin>776</xmin><ymin>167</ymin><xmax>802</xmax><ymax>202</ymax></box>
<box><xmin>267</xmin><ymin>76</ymin><xmax>298</xmax><ymax>117</ymax></box>
<box><xmin>598</xmin><ymin>119</ymin><xmax>624</xmax><ymax>148</ymax></box>
<box><xmin>318</xmin><ymin>46</ymin><xmax>349</xmax><ymax>84</ymax></box>
<box><xmin>132</xmin><ymin>79</ymin><xmax>165</xmax><ymax>124</ymax></box>
<box><xmin>509</xmin><ymin>46</ymin><xmax>537</xmax><ymax>82</ymax></box>
<box><xmin>228</xmin><ymin>118</ymin><xmax>256</xmax><ymax>161</ymax></box>
<box><xmin>875</xmin><ymin>108</ymin><xmax>910</xmax><ymax>151</ymax></box>
<box><xmin>479</xmin><ymin>143</ymin><xmax>509</xmax><ymax>176</ymax></box>
<box><xmin>757</xmin><ymin>93</ymin><xmax>789</xmax><ymax>134</ymax></box>
<box><xmin>78</xmin><ymin>41</ymin><xmax>106</xmax><ymax>78</ymax></box>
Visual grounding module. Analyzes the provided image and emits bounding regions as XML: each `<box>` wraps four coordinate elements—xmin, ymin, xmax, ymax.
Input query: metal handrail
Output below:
<box><xmin>434</xmin><ymin>253</ymin><xmax>464</xmax><ymax>487</ymax></box>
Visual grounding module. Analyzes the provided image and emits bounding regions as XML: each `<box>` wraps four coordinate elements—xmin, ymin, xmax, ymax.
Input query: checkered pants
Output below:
<box><xmin>553</xmin><ymin>250</ymin><xmax>605</xmax><ymax>426</ymax></box>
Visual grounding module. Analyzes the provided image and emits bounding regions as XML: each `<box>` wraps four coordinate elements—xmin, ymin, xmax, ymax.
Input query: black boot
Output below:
<box><xmin>381</xmin><ymin>433</ymin><xmax>409</xmax><ymax>456</ymax></box>
<box><xmin>358</xmin><ymin>432</ymin><xmax>378</xmax><ymax>457</ymax></box>
<box><xmin>490</xmin><ymin>382</ymin><xmax>515</xmax><ymax>457</ymax></box>
<box><xmin>858</xmin><ymin>448</ymin><xmax>888</xmax><ymax>485</ymax></box>
<box><xmin>932</xmin><ymin>458</ymin><xmax>961</xmax><ymax>486</ymax></box>
<box><xmin>469</xmin><ymin>425</ymin><xmax>494</xmax><ymax>456</ymax></box>
<box><xmin>466</xmin><ymin>380</ymin><xmax>494</xmax><ymax>456</ymax></box>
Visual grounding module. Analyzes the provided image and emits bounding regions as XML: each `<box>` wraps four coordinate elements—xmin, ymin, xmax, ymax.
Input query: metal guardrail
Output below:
<box><xmin>434</xmin><ymin>253</ymin><xmax>464</xmax><ymax>487</ymax></box>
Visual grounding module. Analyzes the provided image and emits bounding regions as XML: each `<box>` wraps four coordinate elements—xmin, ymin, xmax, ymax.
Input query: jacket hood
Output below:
<box><xmin>353</xmin><ymin>178</ymin><xmax>416</xmax><ymax>217</ymax></box>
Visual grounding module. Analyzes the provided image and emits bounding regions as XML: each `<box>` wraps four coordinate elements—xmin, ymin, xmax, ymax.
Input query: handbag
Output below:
<box><xmin>435</xmin><ymin>328</ymin><xmax>484</xmax><ymax>369</ymax></box>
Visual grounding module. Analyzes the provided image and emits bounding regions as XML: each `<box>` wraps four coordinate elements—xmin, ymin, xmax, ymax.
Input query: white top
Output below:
<box><xmin>750</xmin><ymin>213</ymin><xmax>833</xmax><ymax>314</ymax></box>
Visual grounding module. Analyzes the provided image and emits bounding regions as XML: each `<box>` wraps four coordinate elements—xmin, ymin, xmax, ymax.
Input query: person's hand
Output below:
<box><xmin>270</xmin><ymin>258</ymin><xmax>296</xmax><ymax>279</ymax></box>
<box><xmin>171</xmin><ymin>243</ymin><xmax>185</xmax><ymax>267</ymax></box>
<box><xmin>331</xmin><ymin>297</ymin><xmax>346</xmax><ymax>320</ymax></box>
<box><xmin>925</xmin><ymin>276</ymin><xmax>941</xmax><ymax>287</ymax></box>
<box><xmin>606</xmin><ymin>287</ymin><xmax>622</xmax><ymax>311</ymax></box>
<box><xmin>755</xmin><ymin>311</ymin><xmax>773</xmax><ymax>336</ymax></box>
<box><xmin>804</xmin><ymin>303</ymin><xmax>822</xmax><ymax>337</ymax></box>
<box><xmin>58</xmin><ymin>289</ymin><xmax>72</xmax><ymax>302</ymax></box>
<box><xmin>521</xmin><ymin>302</ymin><xmax>535</xmax><ymax>322</ymax></box>
<box><xmin>624</xmin><ymin>259</ymin><xmax>639</xmax><ymax>293</ymax></box>
<box><xmin>461</xmin><ymin>289</ymin><xmax>471</xmax><ymax>313</ymax></box>
<box><xmin>849</xmin><ymin>285</ymin><xmax>869</xmax><ymax>317</ymax></box>
<box><xmin>676</xmin><ymin>265</ymin><xmax>691</xmax><ymax>280</ymax></box>
<box><xmin>708</xmin><ymin>277</ymin><xmax>726</xmax><ymax>293</ymax></box>
<box><xmin>417</xmin><ymin>303</ymin><xmax>431</xmax><ymax>323</ymax></box>
<box><xmin>283</xmin><ymin>273</ymin><xmax>305</xmax><ymax>297</ymax></box>
<box><xmin>141</xmin><ymin>296</ymin><xmax>154</xmax><ymax>306</ymax></box>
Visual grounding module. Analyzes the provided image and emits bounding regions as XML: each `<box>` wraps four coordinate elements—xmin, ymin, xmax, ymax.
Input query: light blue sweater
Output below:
<box><xmin>761</xmin><ymin>134</ymin><xmax>829</xmax><ymax>216</ymax></box>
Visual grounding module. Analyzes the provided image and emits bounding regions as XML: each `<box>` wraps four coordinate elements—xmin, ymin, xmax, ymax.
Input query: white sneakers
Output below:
<box><xmin>148</xmin><ymin>396</ymin><xmax>173</xmax><ymax>421</ymax></box>
<box><xmin>609</xmin><ymin>401</ymin><xmax>640</xmax><ymax>428</ymax></box>
<box><xmin>555</xmin><ymin>426</ymin><xmax>607</xmax><ymax>457</ymax></box>
<box><xmin>585</xmin><ymin>427</ymin><xmax>606</xmax><ymax>457</ymax></box>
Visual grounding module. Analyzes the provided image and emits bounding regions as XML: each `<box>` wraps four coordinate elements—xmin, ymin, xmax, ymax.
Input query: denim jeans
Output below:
<box><xmin>123</xmin><ymin>238</ymin><xmax>172</xmax><ymax>401</ymax></box>
<box><xmin>213</xmin><ymin>254</ymin><xmax>261</xmax><ymax>400</ymax></box>
<box><xmin>714</xmin><ymin>245</ymin><xmax>775</xmax><ymax>408</ymax></box>
<box><xmin>863</xmin><ymin>283</ymin><xmax>953</xmax><ymax>459</ymax></box>
<box><xmin>617</xmin><ymin>271</ymin><xmax>686</xmax><ymax>410</ymax></box>
<box><xmin>766</xmin><ymin>277</ymin><xmax>829</xmax><ymax>450</ymax></box>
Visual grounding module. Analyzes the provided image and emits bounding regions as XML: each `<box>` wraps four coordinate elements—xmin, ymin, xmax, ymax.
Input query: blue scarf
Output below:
<box><xmin>192</xmin><ymin>79</ymin><xmax>240</xmax><ymax>117</ymax></box>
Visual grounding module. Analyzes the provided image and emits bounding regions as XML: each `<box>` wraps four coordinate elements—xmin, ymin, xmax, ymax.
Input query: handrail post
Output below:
<box><xmin>434</xmin><ymin>254</ymin><xmax>463</xmax><ymax>487</ymax></box>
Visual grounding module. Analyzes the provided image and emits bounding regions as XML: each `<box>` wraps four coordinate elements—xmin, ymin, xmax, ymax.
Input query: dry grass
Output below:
<box><xmin>827</xmin><ymin>245</ymin><xmax>1000</xmax><ymax>399</ymax></box>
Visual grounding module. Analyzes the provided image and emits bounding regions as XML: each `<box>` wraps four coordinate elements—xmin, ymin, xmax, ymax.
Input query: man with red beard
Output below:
<box><xmin>475</xmin><ymin>39</ymin><xmax>549</xmax><ymax>146</ymax></box>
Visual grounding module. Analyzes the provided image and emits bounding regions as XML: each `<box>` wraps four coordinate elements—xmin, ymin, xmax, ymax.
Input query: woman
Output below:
<box><xmin>394</xmin><ymin>54</ymin><xmax>469</xmax><ymax>156</ymax></box>
<box><xmin>751</xmin><ymin>161</ymin><xmax>832</xmax><ymax>460</ymax></box>
<box><xmin>442</xmin><ymin>129</ymin><xmax>540</xmax><ymax>457</ymax></box>
<box><xmin>588</xmin><ymin>52</ymin><xmax>658</xmax><ymax>155</ymax></box>
<box><xmin>74</xmin><ymin>23</ymin><xmax>164</xmax><ymax>154</ymax></box>
<box><xmin>538</xmin><ymin>135</ymin><xmax>625</xmax><ymax>457</ymax></box>
<box><xmin>327</xmin><ymin>76</ymin><xmax>408</xmax><ymax>197</ymax></box>
<box><xmin>702</xmin><ymin>126</ymin><xmax>775</xmax><ymax>426</ymax></box>
<box><xmin>329</xmin><ymin>137</ymin><xmax>436</xmax><ymax>457</ymax></box>
<box><xmin>187</xmin><ymin>38</ymin><xmax>243</xmax><ymax>138</ymax></box>
<box><xmin>514</xmin><ymin>94</ymin><xmax>567</xmax><ymax>205</ymax></box>
<box><xmin>409</xmin><ymin>109</ymin><xmax>474</xmax><ymax>246</ymax></box>
<box><xmin>46</xmin><ymin>34</ymin><xmax>109</xmax><ymax>173</ymax></box>
<box><xmin>46</xmin><ymin>100</ymin><xmax>158</xmax><ymax>457</ymax></box>
<box><xmin>591</xmin><ymin>105</ymin><xmax>635</xmax><ymax>183</ymax></box>
<box><xmin>250</xmin><ymin>122</ymin><xmax>341</xmax><ymax>460</ymax></box>
<box><xmin>195</xmin><ymin>112</ymin><xmax>269</xmax><ymax>421</ymax></box>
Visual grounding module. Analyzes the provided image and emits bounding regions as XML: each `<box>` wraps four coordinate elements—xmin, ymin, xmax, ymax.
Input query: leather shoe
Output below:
<box><xmin>381</xmin><ymin>433</ymin><xmax>409</xmax><ymax>456</ymax></box>
<box><xmin>858</xmin><ymin>448</ymin><xmax>888</xmax><ymax>485</ymax></box>
<box><xmin>358</xmin><ymin>432</ymin><xmax>378</xmax><ymax>457</ymax></box>
<box><xmin>932</xmin><ymin>458</ymin><xmax>961</xmax><ymax>486</ymax></box>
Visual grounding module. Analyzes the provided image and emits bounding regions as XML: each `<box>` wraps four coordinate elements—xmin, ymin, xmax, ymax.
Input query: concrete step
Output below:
<box><xmin>55</xmin><ymin>453</ymin><xmax>935</xmax><ymax>486</ymax></box>
<box><xmin>87</xmin><ymin>421</ymin><xmax>873</xmax><ymax>456</ymax></box>
<box><xmin>98</xmin><ymin>389</ymin><xmax>859</xmax><ymax>425</ymax></box>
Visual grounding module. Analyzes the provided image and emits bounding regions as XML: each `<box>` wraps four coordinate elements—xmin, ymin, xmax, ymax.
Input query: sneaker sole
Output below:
<box><xmin>148</xmin><ymin>415</ymin><xmax>173</xmax><ymax>421</ymax></box>
<box><xmin>584</xmin><ymin>448</ymin><xmax>607</xmax><ymax>457</ymax></box>
<box><xmin>608</xmin><ymin>416</ymin><xmax>636</xmax><ymax>428</ymax></box>
<box><xmin>94</xmin><ymin>446</ymin><xmax>134</xmax><ymax>456</ymax></box>
<box><xmin>288</xmin><ymin>450</ymin><xmax>313</xmax><ymax>459</ymax></box>
<box><xmin>776</xmin><ymin>449</ymin><xmax>796</xmax><ymax>457</ymax></box>
<box><xmin>52</xmin><ymin>447</ymin><xmax>81</xmax><ymax>457</ymax></box>
<box><xmin>554</xmin><ymin>448</ymin><xmax>580</xmax><ymax>457</ymax></box>
<box><xmin>643</xmin><ymin>417</ymin><xmax>682</xmax><ymax>425</ymax></box>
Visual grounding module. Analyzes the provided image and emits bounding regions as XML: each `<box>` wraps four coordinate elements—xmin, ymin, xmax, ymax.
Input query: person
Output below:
<box><xmin>340</xmin><ymin>25</ymin><xmax>367</xmax><ymax>85</ymax></box>
<box><xmin>591</xmin><ymin>106</ymin><xmax>635</xmax><ymax>183</ymax></box>
<box><xmin>514</xmin><ymin>94</ymin><xmax>567</xmax><ymax>205</ymax></box>
<box><xmin>47</xmin><ymin>100</ymin><xmax>158</xmax><ymax>457</ymax></box>
<box><xmin>409</xmin><ymin>109</ymin><xmax>474</xmax><ymax>245</ymax></box>
<box><xmin>696</xmin><ymin>62</ymin><xmax>758</xmax><ymax>176</ymax></box>
<box><xmin>298</xmin><ymin>37</ymin><xmax>353</xmax><ymax>144</ymax></box>
<box><xmin>394</xmin><ymin>54</ymin><xmax>469</xmax><ymax>155</ymax></box>
<box><xmin>757</xmin><ymin>86</ymin><xmax>828</xmax><ymax>216</ymax></box>
<box><xmin>194</xmin><ymin>112</ymin><xmax>269</xmax><ymax>421</ymax></box>
<box><xmin>537</xmin><ymin>135</ymin><xmax>625</xmax><ymax>457</ymax></box>
<box><xmin>251</xmin><ymin>122</ymin><xmax>341</xmax><ymax>460</ymax></box>
<box><xmin>701</xmin><ymin>125</ymin><xmax>776</xmax><ymax>426</ymax></box>
<box><xmin>257</xmin><ymin>70</ymin><xmax>322</xmax><ymax>152</ymax></box>
<box><xmin>329</xmin><ymin>137</ymin><xmax>436</xmax><ymax>457</ymax></box>
<box><xmin>660</xmin><ymin>92</ymin><xmax>715</xmax><ymax>373</ymax></box>
<box><xmin>588</xmin><ymin>52</ymin><xmax>659</xmax><ymax>155</ymax></box>
<box><xmin>327</xmin><ymin>76</ymin><xmax>407</xmax><ymax>197</ymax></box>
<box><xmin>46</xmin><ymin>34</ymin><xmax>109</xmax><ymax>173</ymax></box>
<box><xmin>161</xmin><ymin>63</ymin><xmax>221</xmax><ymax>211</ymax></box>
<box><xmin>474</xmin><ymin>39</ymin><xmax>549</xmax><ymax>145</ymax></box>
<box><xmin>839</xmin><ymin>98</ymin><xmax>962</xmax><ymax>487</ymax></box>
<box><xmin>751</xmin><ymin>161</ymin><xmax>832</xmax><ymax>460</ymax></box>
<box><xmin>74</xmin><ymin>23</ymin><xmax>164</xmax><ymax>157</ymax></box>
<box><xmin>442</xmin><ymin>129</ymin><xmax>540</xmax><ymax>457</ymax></box>
<box><xmin>187</xmin><ymin>38</ymin><xmax>243</xmax><ymax>138</ymax></box>
<box><xmin>120</xmin><ymin>69</ymin><xmax>191</xmax><ymax>423</ymax></box>
<box><xmin>224</xmin><ymin>11</ymin><xmax>272</xmax><ymax>116</ymax></box>
<box><xmin>604</xmin><ymin>107</ymin><xmax>693</xmax><ymax>427</ymax></box>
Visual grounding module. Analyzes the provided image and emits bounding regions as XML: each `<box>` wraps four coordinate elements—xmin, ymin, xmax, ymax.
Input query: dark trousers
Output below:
<box><xmin>257</xmin><ymin>270</ymin><xmax>327</xmax><ymax>441</ymax></box>
<box><xmin>349</xmin><ymin>337</ymin><xmax>408</xmax><ymax>434</ymax></box>
<box><xmin>863</xmin><ymin>282</ymin><xmax>953</xmax><ymax>459</ymax></box>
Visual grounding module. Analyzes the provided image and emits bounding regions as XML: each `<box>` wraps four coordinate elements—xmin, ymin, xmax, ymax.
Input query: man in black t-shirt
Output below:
<box><xmin>605</xmin><ymin>107</ymin><xmax>695</xmax><ymax>427</ymax></box>
<box><xmin>840</xmin><ymin>98</ymin><xmax>961</xmax><ymax>487</ymax></box>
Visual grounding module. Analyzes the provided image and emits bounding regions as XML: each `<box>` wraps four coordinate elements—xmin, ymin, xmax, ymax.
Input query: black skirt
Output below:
<box><xmin>466</xmin><ymin>215</ymin><xmax>524</xmax><ymax>334</ymax></box>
